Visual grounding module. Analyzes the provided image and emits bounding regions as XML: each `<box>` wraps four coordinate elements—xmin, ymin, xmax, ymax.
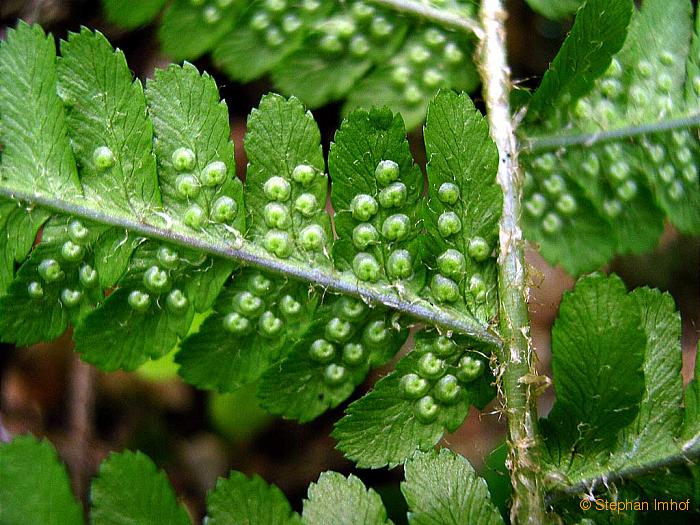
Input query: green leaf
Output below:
<box><xmin>422</xmin><ymin>90</ymin><xmax>501</xmax><ymax>322</ymax></box>
<box><xmin>683</xmin><ymin>341</ymin><xmax>700</xmax><ymax>444</ymax></box>
<box><xmin>0</xmin><ymin>436</ymin><xmax>83</xmax><ymax>525</ymax></box>
<box><xmin>302</xmin><ymin>472</ymin><xmax>391</xmax><ymax>525</ymax></box>
<box><xmin>543</xmin><ymin>273</ymin><xmax>646</xmax><ymax>473</ymax></box>
<box><xmin>402</xmin><ymin>449</ymin><xmax>505</xmax><ymax>525</ymax></box>
<box><xmin>0</xmin><ymin>22</ymin><xmax>81</xmax><ymax>197</ymax></box>
<box><xmin>177</xmin><ymin>269</ymin><xmax>316</xmax><ymax>391</ymax></box>
<box><xmin>522</xmin><ymin>0</ymin><xmax>700</xmax><ymax>274</ymax></box>
<box><xmin>333</xmin><ymin>331</ymin><xmax>495</xmax><ymax>468</ymax></box>
<box><xmin>271</xmin><ymin>6</ymin><xmax>407</xmax><ymax>108</ymax></box>
<box><xmin>91</xmin><ymin>450</ymin><xmax>191</xmax><ymax>525</ymax></box>
<box><xmin>330</xmin><ymin>106</ymin><xmax>424</xmax><ymax>289</ymax></box>
<box><xmin>58</xmin><ymin>28</ymin><xmax>160</xmax><ymax>216</ymax></box>
<box><xmin>344</xmin><ymin>29</ymin><xmax>479</xmax><ymax>130</ymax></box>
<box><xmin>158</xmin><ymin>0</ymin><xmax>241</xmax><ymax>61</ymax></box>
<box><xmin>0</xmin><ymin>217</ymin><xmax>105</xmax><ymax>345</ymax></box>
<box><xmin>244</xmin><ymin>93</ymin><xmax>331</xmax><ymax>265</ymax></box>
<box><xmin>206</xmin><ymin>471</ymin><xmax>302</xmax><ymax>525</ymax></box>
<box><xmin>257</xmin><ymin>298</ymin><xmax>407</xmax><ymax>422</ymax></box>
<box><xmin>0</xmin><ymin>199</ymin><xmax>48</xmax><ymax>293</ymax></box>
<box><xmin>101</xmin><ymin>0</ymin><xmax>166</xmax><ymax>28</ymax></box>
<box><xmin>212</xmin><ymin>0</ymin><xmax>331</xmax><ymax>83</ymax></box>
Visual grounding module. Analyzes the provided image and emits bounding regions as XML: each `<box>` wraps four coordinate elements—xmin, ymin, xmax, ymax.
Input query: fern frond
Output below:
<box><xmin>521</xmin><ymin>0</ymin><xmax>700</xmax><ymax>274</ymax></box>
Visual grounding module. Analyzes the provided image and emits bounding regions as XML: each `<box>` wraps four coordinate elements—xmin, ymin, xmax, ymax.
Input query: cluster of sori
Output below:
<box><xmin>189</xmin><ymin>0</ymin><xmax>238</xmax><ymax>25</ymax></box>
<box><xmin>28</xmin><ymin>220</ymin><xmax>97</xmax><ymax>308</ymax></box>
<box><xmin>261</xmin><ymin>163</ymin><xmax>326</xmax><ymax>257</ymax></box>
<box><xmin>350</xmin><ymin>160</ymin><xmax>414</xmax><ymax>282</ymax></box>
<box><xmin>127</xmin><ymin>246</ymin><xmax>189</xmax><ymax>316</ymax></box>
<box><xmin>219</xmin><ymin>272</ymin><xmax>287</xmax><ymax>336</ymax></box>
<box><xmin>430</xmin><ymin>181</ymin><xmax>491</xmax><ymax>304</ymax></box>
<box><xmin>306</xmin><ymin>296</ymin><xmax>390</xmax><ymax>388</ymax></box>
<box><xmin>170</xmin><ymin>146</ymin><xmax>238</xmax><ymax>229</ymax></box>
<box><xmin>399</xmin><ymin>335</ymin><xmax>485</xmax><ymax>423</ymax></box>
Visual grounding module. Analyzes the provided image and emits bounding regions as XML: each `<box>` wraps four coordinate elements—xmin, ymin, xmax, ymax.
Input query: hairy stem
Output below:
<box><xmin>366</xmin><ymin>0</ymin><xmax>484</xmax><ymax>38</ymax></box>
<box><xmin>478</xmin><ymin>1</ymin><xmax>547</xmax><ymax>523</ymax></box>
<box><xmin>0</xmin><ymin>187</ymin><xmax>500</xmax><ymax>347</ymax></box>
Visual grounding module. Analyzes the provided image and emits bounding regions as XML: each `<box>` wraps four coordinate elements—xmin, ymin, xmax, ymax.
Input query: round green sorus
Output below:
<box><xmin>456</xmin><ymin>355</ymin><xmax>485</xmax><ymax>383</ymax></box>
<box><xmin>556</xmin><ymin>194</ymin><xmax>577</xmax><ymax>216</ymax></box>
<box><xmin>265</xmin><ymin>0</ymin><xmax>286</xmax><ymax>12</ymax></box>
<box><xmin>424</xmin><ymin>27</ymin><xmax>446</xmax><ymax>47</ymax></box>
<box><xmin>349</xmin><ymin>35</ymin><xmax>370</xmax><ymax>57</ymax></box>
<box><xmin>93</xmin><ymin>146</ymin><xmax>116</xmax><ymax>171</ymax></box>
<box><xmin>299</xmin><ymin>224</ymin><xmax>326</xmax><ymax>251</ymax></box>
<box><xmin>323</xmin><ymin>363</ymin><xmax>347</xmax><ymax>386</ymax></box>
<box><xmin>202</xmin><ymin>161</ymin><xmax>227</xmax><ymax>186</ymax></box>
<box><xmin>603</xmin><ymin>199</ymin><xmax>622</xmax><ymax>218</ymax></box>
<box><xmin>302</xmin><ymin>0</ymin><xmax>321</xmax><ymax>12</ymax></box>
<box><xmin>79</xmin><ymin>264</ymin><xmax>98</xmax><ymax>288</ymax></box>
<box><xmin>279</xmin><ymin>294</ymin><xmax>302</xmax><ymax>317</ymax></box>
<box><xmin>263</xmin><ymin>203</ymin><xmax>291</xmax><ymax>230</ymax></box>
<box><xmin>400</xmin><ymin>373</ymin><xmax>430</xmax><ymax>399</ymax></box>
<box><xmin>381</xmin><ymin>213</ymin><xmax>411</xmax><ymax>241</ymax></box>
<box><xmin>249</xmin><ymin>274</ymin><xmax>273</xmax><ymax>295</ymax></box>
<box><xmin>351</xmin><ymin>1</ymin><xmax>374</xmax><ymax>19</ymax></box>
<box><xmin>291</xmin><ymin>164</ymin><xmax>316</xmax><ymax>186</ymax></box>
<box><xmin>336</xmin><ymin>296</ymin><xmax>366</xmax><ymax>321</ymax></box>
<box><xmin>525</xmin><ymin>193</ymin><xmax>546</xmax><ymax>217</ymax></box>
<box><xmin>61</xmin><ymin>240</ymin><xmax>84</xmax><ymax>263</ymax></box>
<box><xmin>468</xmin><ymin>274</ymin><xmax>486</xmax><ymax>300</ymax></box>
<box><xmin>437</xmin><ymin>211</ymin><xmax>462</xmax><ymax>238</ymax></box>
<box><xmin>467</xmin><ymin>236</ymin><xmax>491</xmax><ymax>262</ymax></box>
<box><xmin>437</xmin><ymin>248</ymin><xmax>465</xmax><ymax>278</ymax></box>
<box><xmin>342</xmin><ymin>342</ymin><xmax>365</xmax><ymax>366</ymax></box>
<box><xmin>352</xmin><ymin>252</ymin><xmax>381</xmax><ymax>282</ymax></box>
<box><xmin>422</xmin><ymin>68</ymin><xmax>443</xmax><ymax>88</ymax></box>
<box><xmin>282</xmin><ymin>13</ymin><xmax>302</xmax><ymax>33</ymax></box>
<box><xmin>211</xmin><ymin>196</ymin><xmax>238</xmax><ymax>223</ymax></box>
<box><xmin>223</xmin><ymin>311</ymin><xmax>251</xmax><ymax>334</ymax></box>
<box><xmin>408</xmin><ymin>43</ymin><xmax>431</xmax><ymax>65</ymax></box>
<box><xmin>157</xmin><ymin>246</ymin><xmax>179</xmax><ymax>269</ymax></box>
<box><xmin>352</xmin><ymin>223</ymin><xmax>379</xmax><ymax>249</ymax></box>
<box><xmin>294</xmin><ymin>193</ymin><xmax>319</xmax><ymax>217</ymax></box>
<box><xmin>371</xmin><ymin>15</ymin><xmax>392</xmax><ymax>38</ymax></box>
<box><xmin>27</xmin><ymin>281</ymin><xmax>43</xmax><ymax>299</ymax></box>
<box><xmin>387</xmin><ymin>249</ymin><xmax>413</xmax><ymax>279</ymax></box>
<box><xmin>175</xmin><ymin>174</ymin><xmax>200</xmax><ymax>199</ymax></box>
<box><xmin>203</xmin><ymin>5</ymin><xmax>221</xmax><ymax>24</ymax></box>
<box><xmin>128</xmin><ymin>290</ymin><xmax>151</xmax><ymax>312</ymax></box>
<box><xmin>325</xmin><ymin>316</ymin><xmax>352</xmax><ymax>343</ymax></box>
<box><xmin>434</xmin><ymin>374</ymin><xmax>461</xmax><ymax>405</ymax></box>
<box><xmin>234</xmin><ymin>291</ymin><xmax>264</xmax><ymax>316</ymax></box>
<box><xmin>309</xmin><ymin>338</ymin><xmax>336</xmax><ymax>363</ymax></box>
<box><xmin>263</xmin><ymin>176</ymin><xmax>292</xmax><ymax>202</ymax></box>
<box><xmin>415</xmin><ymin>395</ymin><xmax>439</xmax><ymax>423</ymax></box>
<box><xmin>265</xmin><ymin>27</ymin><xmax>284</xmax><ymax>47</ymax></box>
<box><xmin>184</xmin><ymin>204</ymin><xmax>205</xmax><ymax>229</ymax></box>
<box><xmin>258</xmin><ymin>310</ymin><xmax>283</xmax><ymax>336</ymax></box>
<box><xmin>166</xmin><ymin>289</ymin><xmax>189</xmax><ymax>315</ymax></box>
<box><xmin>251</xmin><ymin>11</ymin><xmax>270</xmax><ymax>31</ymax></box>
<box><xmin>437</xmin><ymin>182</ymin><xmax>460</xmax><ymax>205</ymax></box>
<box><xmin>403</xmin><ymin>85</ymin><xmax>422</xmax><ymax>106</ymax></box>
<box><xmin>61</xmin><ymin>288</ymin><xmax>82</xmax><ymax>307</ymax></box>
<box><xmin>363</xmin><ymin>319</ymin><xmax>388</xmax><ymax>345</ymax></box>
<box><xmin>417</xmin><ymin>352</ymin><xmax>445</xmax><ymax>380</ymax></box>
<box><xmin>375</xmin><ymin>159</ymin><xmax>400</xmax><ymax>186</ymax></box>
<box><xmin>320</xmin><ymin>34</ymin><xmax>343</xmax><ymax>54</ymax></box>
<box><xmin>431</xmin><ymin>274</ymin><xmax>460</xmax><ymax>303</ymax></box>
<box><xmin>38</xmin><ymin>259</ymin><xmax>64</xmax><ymax>283</ymax></box>
<box><xmin>68</xmin><ymin>220</ymin><xmax>89</xmax><ymax>243</ymax></box>
<box><xmin>433</xmin><ymin>336</ymin><xmax>458</xmax><ymax>357</ymax></box>
<box><xmin>350</xmin><ymin>194</ymin><xmax>379</xmax><ymax>221</ymax></box>
<box><xmin>172</xmin><ymin>147</ymin><xmax>196</xmax><ymax>172</ymax></box>
<box><xmin>543</xmin><ymin>174</ymin><xmax>564</xmax><ymax>195</ymax></box>
<box><xmin>616</xmin><ymin>179</ymin><xmax>637</xmax><ymax>202</ymax></box>
<box><xmin>541</xmin><ymin>212</ymin><xmax>562</xmax><ymax>234</ymax></box>
<box><xmin>264</xmin><ymin>229</ymin><xmax>293</xmax><ymax>258</ymax></box>
<box><xmin>143</xmin><ymin>265</ymin><xmax>170</xmax><ymax>294</ymax></box>
<box><xmin>391</xmin><ymin>65</ymin><xmax>411</xmax><ymax>86</ymax></box>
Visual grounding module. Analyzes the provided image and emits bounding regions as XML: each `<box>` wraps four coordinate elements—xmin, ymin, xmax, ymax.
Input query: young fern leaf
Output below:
<box><xmin>0</xmin><ymin>201</ymin><xmax>48</xmax><ymax>293</ymax></box>
<box><xmin>522</xmin><ymin>0</ymin><xmax>700</xmax><ymax>274</ymax></box>
<box><xmin>207</xmin><ymin>471</ymin><xmax>302</xmax><ymax>525</ymax></box>
<box><xmin>333</xmin><ymin>330</ymin><xmax>495</xmax><ymax>468</ymax></box>
<box><xmin>102</xmin><ymin>0</ymin><xmax>167</xmax><ymax>29</ymax></box>
<box><xmin>0</xmin><ymin>436</ymin><xmax>84</xmax><ymax>525</ymax></box>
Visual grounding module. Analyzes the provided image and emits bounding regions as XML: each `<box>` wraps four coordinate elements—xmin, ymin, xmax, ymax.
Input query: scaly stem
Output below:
<box><xmin>478</xmin><ymin>1</ymin><xmax>547</xmax><ymax>523</ymax></box>
<box><xmin>366</xmin><ymin>0</ymin><xmax>484</xmax><ymax>38</ymax></box>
